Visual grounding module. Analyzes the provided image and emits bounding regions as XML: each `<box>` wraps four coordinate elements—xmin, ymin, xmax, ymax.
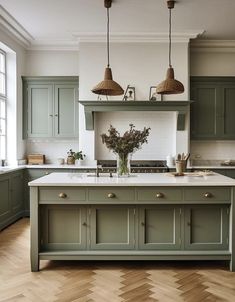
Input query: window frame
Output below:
<box><xmin>0</xmin><ymin>49</ymin><xmax>7</xmax><ymax>160</ymax></box>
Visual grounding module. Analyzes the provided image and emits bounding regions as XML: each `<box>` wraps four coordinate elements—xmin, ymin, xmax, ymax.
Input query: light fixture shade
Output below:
<box><xmin>156</xmin><ymin>67</ymin><xmax>184</xmax><ymax>95</ymax></box>
<box><xmin>92</xmin><ymin>67</ymin><xmax>124</xmax><ymax>96</ymax></box>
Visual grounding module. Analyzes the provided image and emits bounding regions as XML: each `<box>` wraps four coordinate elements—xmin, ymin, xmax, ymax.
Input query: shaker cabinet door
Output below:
<box><xmin>54</xmin><ymin>84</ymin><xmax>78</xmax><ymax>138</ymax></box>
<box><xmin>184</xmin><ymin>205</ymin><xmax>229</xmax><ymax>250</ymax></box>
<box><xmin>27</xmin><ymin>84</ymin><xmax>53</xmax><ymax>137</ymax></box>
<box><xmin>90</xmin><ymin>205</ymin><xmax>135</xmax><ymax>250</ymax></box>
<box><xmin>40</xmin><ymin>205</ymin><xmax>87</xmax><ymax>251</ymax></box>
<box><xmin>138</xmin><ymin>205</ymin><xmax>181</xmax><ymax>250</ymax></box>
<box><xmin>11</xmin><ymin>171</ymin><xmax>24</xmax><ymax>215</ymax></box>
<box><xmin>0</xmin><ymin>175</ymin><xmax>11</xmax><ymax>230</ymax></box>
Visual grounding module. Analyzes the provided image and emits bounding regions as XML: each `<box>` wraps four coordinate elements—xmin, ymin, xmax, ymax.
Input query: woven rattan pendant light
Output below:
<box><xmin>92</xmin><ymin>0</ymin><xmax>124</xmax><ymax>96</ymax></box>
<box><xmin>156</xmin><ymin>0</ymin><xmax>184</xmax><ymax>95</ymax></box>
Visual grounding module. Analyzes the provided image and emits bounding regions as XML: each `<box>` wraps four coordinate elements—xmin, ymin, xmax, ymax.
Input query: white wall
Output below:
<box><xmin>25</xmin><ymin>50</ymin><xmax>79</xmax><ymax>76</ymax></box>
<box><xmin>79</xmin><ymin>42</ymin><xmax>190</xmax><ymax>164</ymax></box>
<box><xmin>0</xmin><ymin>28</ymin><xmax>26</xmax><ymax>164</ymax></box>
<box><xmin>190</xmin><ymin>49</ymin><xmax>235</xmax><ymax>160</ymax></box>
<box><xmin>24</xmin><ymin>50</ymin><xmax>79</xmax><ymax>162</ymax></box>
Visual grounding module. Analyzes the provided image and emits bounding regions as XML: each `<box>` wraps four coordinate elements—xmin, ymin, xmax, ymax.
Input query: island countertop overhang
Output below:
<box><xmin>28</xmin><ymin>172</ymin><xmax>235</xmax><ymax>187</ymax></box>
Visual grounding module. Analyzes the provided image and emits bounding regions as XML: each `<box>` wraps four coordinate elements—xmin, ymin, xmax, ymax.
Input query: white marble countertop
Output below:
<box><xmin>28</xmin><ymin>172</ymin><xmax>235</xmax><ymax>187</ymax></box>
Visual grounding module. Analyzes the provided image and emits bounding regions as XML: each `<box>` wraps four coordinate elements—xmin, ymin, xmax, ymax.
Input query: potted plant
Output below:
<box><xmin>66</xmin><ymin>149</ymin><xmax>75</xmax><ymax>165</ymax></box>
<box><xmin>74</xmin><ymin>151</ymin><xmax>86</xmax><ymax>165</ymax></box>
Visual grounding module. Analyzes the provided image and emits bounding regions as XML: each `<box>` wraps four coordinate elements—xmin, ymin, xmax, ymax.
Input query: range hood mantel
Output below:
<box><xmin>79</xmin><ymin>101</ymin><xmax>191</xmax><ymax>131</ymax></box>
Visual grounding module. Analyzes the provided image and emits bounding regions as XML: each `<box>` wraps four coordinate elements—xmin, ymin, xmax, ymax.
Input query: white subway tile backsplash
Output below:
<box><xmin>26</xmin><ymin>140</ymin><xmax>79</xmax><ymax>163</ymax></box>
<box><xmin>191</xmin><ymin>141</ymin><xmax>235</xmax><ymax>160</ymax></box>
<box><xmin>95</xmin><ymin>111</ymin><xmax>176</xmax><ymax>160</ymax></box>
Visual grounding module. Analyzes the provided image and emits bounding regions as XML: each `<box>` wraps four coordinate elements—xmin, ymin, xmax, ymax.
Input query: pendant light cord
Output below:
<box><xmin>107</xmin><ymin>7</ymin><xmax>110</xmax><ymax>68</ymax></box>
<box><xmin>169</xmin><ymin>7</ymin><xmax>172</xmax><ymax>68</ymax></box>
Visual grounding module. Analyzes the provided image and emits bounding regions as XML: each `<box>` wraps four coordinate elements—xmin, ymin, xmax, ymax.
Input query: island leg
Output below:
<box><xmin>30</xmin><ymin>187</ymin><xmax>39</xmax><ymax>272</ymax></box>
<box><xmin>230</xmin><ymin>188</ymin><xmax>235</xmax><ymax>272</ymax></box>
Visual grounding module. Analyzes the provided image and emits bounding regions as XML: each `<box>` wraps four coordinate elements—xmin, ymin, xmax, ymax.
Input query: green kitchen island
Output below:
<box><xmin>29</xmin><ymin>172</ymin><xmax>235</xmax><ymax>272</ymax></box>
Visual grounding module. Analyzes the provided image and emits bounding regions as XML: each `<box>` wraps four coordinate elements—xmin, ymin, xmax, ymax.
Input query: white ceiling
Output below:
<box><xmin>1</xmin><ymin>0</ymin><xmax>235</xmax><ymax>47</ymax></box>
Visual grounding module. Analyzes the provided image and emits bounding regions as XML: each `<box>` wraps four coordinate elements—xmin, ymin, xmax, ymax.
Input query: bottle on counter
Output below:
<box><xmin>166</xmin><ymin>155</ymin><xmax>174</xmax><ymax>167</ymax></box>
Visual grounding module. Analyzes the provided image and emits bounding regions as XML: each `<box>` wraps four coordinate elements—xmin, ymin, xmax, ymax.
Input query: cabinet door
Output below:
<box><xmin>221</xmin><ymin>85</ymin><xmax>235</xmax><ymax>139</ymax></box>
<box><xmin>54</xmin><ymin>84</ymin><xmax>78</xmax><ymax>138</ymax></box>
<box><xmin>40</xmin><ymin>205</ymin><xmax>87</xmax><ymax>251</ymax></box>
<box><xmin>27</xmin><ymin>84</ymin><xmax>53</xmax><ymax>137</ymax></box>
<box><xmin>11</xmin><ymin>172</ymin><xmax>24</xmax><ymax>215</ymax></box>
<box><xmin>0</xmin><ymin>175</ymin><xmax>11</xmax><ymax>229</ymax></box>
<box><xmin>139</xmin><ymin>206</ymin><xmax>181</xmax><ymax>250</ymax></box>
<box><xmin>90</xmin><ymin>205</ymin><xmax>135</xmax><ymax>250</ymax></box>
<box><xmin>190</xmin><ymin>82</ymin><xmax>221</xmax><ymax>139</ymax></box>
<box><xmin>185</xmin><ymin>205</ymin><xmax>229</xmax><ymax>250</ymax></box>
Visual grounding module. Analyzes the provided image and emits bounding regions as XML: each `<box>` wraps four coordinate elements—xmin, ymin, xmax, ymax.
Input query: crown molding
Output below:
<box><xmin>27</xmin><ymin>39</ymin><xmax>79</xmax><ymax>51</ymax></box>
<box><xmin>191</xmin><ymin>40</ymin><xmax>235</xmax><ymax>53</ymax></box>
<box><xmin>74</xmin><ymin>31</ymin><xmax>204</xmax><ymax>43</ymax></box>
<box><xmin>0</xmin><ymin>5</ymin><xmax>34</xmax><ymax>48</ymax></box>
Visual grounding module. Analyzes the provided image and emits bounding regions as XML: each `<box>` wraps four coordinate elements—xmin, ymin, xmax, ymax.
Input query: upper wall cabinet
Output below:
<box><xmin>22</xmin><ymin>77</ymin><xmax>79</xmax><ymax>139</ymax></box>
<box><xmin>191</xmin><ymin>77</ymin><xmax>235</xmax><ymax>140</ymax></box>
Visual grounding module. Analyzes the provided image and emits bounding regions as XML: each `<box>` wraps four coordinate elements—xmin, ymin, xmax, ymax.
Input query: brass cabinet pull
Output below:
<box><xmin>108</xmin><ymin>193</ymin><xmax>116</xmax><ymax>198</ymax></box>
<box><xmin>59</xmin><ymin>192</ymin><xmax>67</xmax><ymax>199</ymax></box>
<box><xmin>204</xmin><ymin>192</ymin><xmax>213</xmax><ymax>198</ymax></box>
<box><xmin>156</xmin><ymin>192</ymin><xmax>164</xmax><ymax>198</ymax></box>
<box><xmin>82</xmin><ymin>222</ymin><xmax>87</xmax><ymax>226</ymax></box>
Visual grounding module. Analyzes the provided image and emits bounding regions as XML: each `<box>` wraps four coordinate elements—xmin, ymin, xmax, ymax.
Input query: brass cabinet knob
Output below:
<box><xmin>108</xmin><ymin>193</ymin><xmax>116</xmax><ymax>198</ymax></box>
<box><xmin>82</xmin><ymin>222</ymin><xmax>87</xmax><ymax>226</ymax></box>
<box><xmin>141</xmin><ymin>222</ymin><xmax>145</xmax><ymax>226</ymax></box>
<box><xmin>59</xmin><ymin>192</ymin><xmax>67</xmax><ymax>199</ymax></box>
<box><xmin>204</xmin><ymin>192</ymin><xmax>212</xmax><ymax>198</ymax></box>
<box><xmin>156</xmin><ymin>192</ymin><xmax>164</xmax><ymax>198</ymax></box>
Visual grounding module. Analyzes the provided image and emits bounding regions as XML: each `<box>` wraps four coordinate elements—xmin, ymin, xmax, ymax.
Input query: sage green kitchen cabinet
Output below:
<box><xmin>0</xmin><ymin>174</ymin><xmax>11</xmax><ymax>230</ymax></box>
<box><xmin>23</xmin><ymin>77</ymin><xmax>79</xmax><ymax>139</ymax></box>
<box><xmin>138</xmin><ymin>205</ymin><xmax>181</xmax><ymax>250</ymax></box>
<box><xmin>11</xmin><ymin>171</ymin><xmax>24</xmax><ymax>215</ymax></box>
<box><xmin>184</xmin><ymin>205</ymin><xmax>229</xmax><ymax>250</ymax></box>
<box><xmin>90</xmin><ymin>205</ymin><xmax>135</xmax><ymax>250</ymax></box>
<box><xmin>0</xmin><ymin>170</ymin><xmax>24</xmax><ymax>231</ymax></box>
<box><xmin>191</xmin><ymin>77</ymin><xmax>235</xmax><ymax>140</ymax></box>
<box><xmin>40</xmin><ymin>205</ymin><xmax>87</xmax><ymax>251</ymax></box>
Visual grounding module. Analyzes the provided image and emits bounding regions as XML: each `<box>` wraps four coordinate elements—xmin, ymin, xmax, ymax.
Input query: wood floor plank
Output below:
<box><xmin>0</xmin><ymin>218</ymin><xmax>235</xmax><ymax>302</ymax></box>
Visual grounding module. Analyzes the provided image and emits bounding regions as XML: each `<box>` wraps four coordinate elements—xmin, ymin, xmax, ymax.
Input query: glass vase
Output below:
<box><xmin>117</xmin><ymin>153</ymin><xmax>131</xmax><ymax>177</ymax></box>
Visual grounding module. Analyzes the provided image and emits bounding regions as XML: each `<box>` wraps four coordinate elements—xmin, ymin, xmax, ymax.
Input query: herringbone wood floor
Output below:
<box><xmin>0</xmin><ymin>219</ymin><xmax>235</xmax><ymax>302</ymax></box>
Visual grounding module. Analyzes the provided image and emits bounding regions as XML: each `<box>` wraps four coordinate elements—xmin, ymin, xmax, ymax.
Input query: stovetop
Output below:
<box><xmin>97</xmin><ymin>160</ymin><xmax>167</xmax><ymax>168</ymax></box>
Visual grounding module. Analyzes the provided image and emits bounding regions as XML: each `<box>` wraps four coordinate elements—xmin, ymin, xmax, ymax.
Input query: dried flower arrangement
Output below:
<box><xmin>101</xmin><ymin>124</ymin><xmax>151</xmax><ymax>176</ymax></box>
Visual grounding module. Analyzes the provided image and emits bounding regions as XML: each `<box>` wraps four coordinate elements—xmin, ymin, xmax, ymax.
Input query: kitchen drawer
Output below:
<box><xmin>27</xmin><ymin>169</ymin><xmax>72</xmax><ymax>180</ymax></box>
<box><xmin>39</xmin><ymin>187</ymin><xmax>86</xmax><ymax>202</ymax></box>
<box><xmin>137</xmin><ymin>187</ymin><xmax>182</xmax><ymax>202</ymax></box>
<box><xmin>88</xmin><ymin>187</ymin><xmax>135</xmax><ymax>202</ymax></box>
<box><xmin>184</xmin><ymin>187</ymin><xmax>230</xmax><ymax>202</ymax></box>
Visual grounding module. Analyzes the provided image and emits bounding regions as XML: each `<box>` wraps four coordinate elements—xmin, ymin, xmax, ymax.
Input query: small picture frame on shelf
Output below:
<box><xmin>149</xmin><ymin>86</ymin><xmax>158</xmax><ymax>101</ymax></box>
<box><xmin>123</xmin><ymin>85</ymin><xmax>136</xmax><ymax>101</ymax></box>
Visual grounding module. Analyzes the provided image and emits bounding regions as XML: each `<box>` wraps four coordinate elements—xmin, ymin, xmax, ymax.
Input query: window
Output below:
<box><xmin>0</xmin><ymin>50</ymin><xmax>6</xmax><ymax>159</ymax></box>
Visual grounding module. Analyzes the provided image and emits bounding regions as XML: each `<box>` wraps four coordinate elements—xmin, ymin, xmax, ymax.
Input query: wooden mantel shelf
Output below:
<box><xmin>79</xmin><ymin>101</ymin><xmax>191</xmax><ymax>131</ymax></box>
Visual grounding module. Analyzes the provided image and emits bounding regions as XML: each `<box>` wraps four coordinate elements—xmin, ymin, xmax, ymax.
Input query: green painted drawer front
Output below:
<box><xmin>90</xmin><ymin>205</ymin><xmax>135</xmax><ymax>250</ymax></box>
<box><xmin>225</xmin><ymin>170</ymin><xmax>235</xmax><ymax>179</ymax></box>
<box><xmin>184</xmin><ymin>205</ymin><xmax>229</xmax><ymax>250</ymax></box>
<box><xmin>40</xmin><ymin>205</ymin><xmax>87</xmax><ymax>251</ymax></box>
<box><xmin>138</xmin><ymin>206</ymin><xmax>181</xmax><ymax>250</ymax></box>
<box><xmin>39</xmin><ymin>187</ymin><xmax>86</xmax><ymax>202</ymax></box>
<box><xmin>88</xmin><ymin>187</ymin><xmax>135</xmax><ymax>202</ymax></box>
<box><xmin>184</xmin><ymin>187</ymin><xmax>230</xmax><ymax>202</ymax></box>
<box><xmin>137</xmin><ymin>188</ymin><xmax>182</xmax><ymax>202</ymax></box>
<box><xmin>0</xmin><ymin>175</ymin><xmax>11</xmax><ymax>226</ymax></box>
<box><xmin>27</xmin><ymin>169</ymin><xmax>73</xmax><ymax>180</ymax></box>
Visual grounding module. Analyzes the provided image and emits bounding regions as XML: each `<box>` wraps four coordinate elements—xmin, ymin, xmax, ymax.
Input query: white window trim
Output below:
<box><xmin>0</xmin><ymin>49</ymin><xmax>7</xmax><ymax>160</ymax></box>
